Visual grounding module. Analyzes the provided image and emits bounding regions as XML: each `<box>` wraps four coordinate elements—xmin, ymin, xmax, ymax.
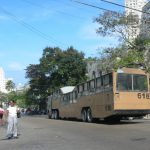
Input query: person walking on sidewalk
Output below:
<box><xmin>6</xmin><ymin>100</ymin><xmax>19</xmax><ymax>139</ymax></box>
<box><xmin>0</xmin><ymin>104</ymin><xmax>4</xmax><ymax>126</ymax></box>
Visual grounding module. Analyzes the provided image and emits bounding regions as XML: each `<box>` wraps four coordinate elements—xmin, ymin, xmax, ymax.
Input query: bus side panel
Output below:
<box><xmin>91</xmin><ymin>92</ymin><xmax>114</xmax><ymax>118</ymax></box>
<box><xmin>63</xmin><ymin>91</ymin><xmax>114</xmax><ymax>119</ymax></box>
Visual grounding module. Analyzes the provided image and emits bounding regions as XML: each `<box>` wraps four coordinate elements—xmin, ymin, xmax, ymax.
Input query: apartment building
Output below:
<box><xmin>0</xmin><ymin>67</ymin><xmax>7</xmax><ymax>93</ymax></box>
<box><xmin>86</xmin><ymin>61</ymin><xmax>101</xmax><ymax>79</ymax></box>
<box><xmin>140</xmin><ymin>1</ymin><xmax>150</xmax><ymax>38</ymax></box>
<box><xmin>125</xmin><ymin>0</ymin><xmax>148</xmax><ymax>41</ymax></box>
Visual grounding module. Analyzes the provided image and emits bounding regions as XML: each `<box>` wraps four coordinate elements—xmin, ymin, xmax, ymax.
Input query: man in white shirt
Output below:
<box><xmin>6</xmin><ymin>100</ymin><xmax>18</xmax><ymax>139</ymax></box>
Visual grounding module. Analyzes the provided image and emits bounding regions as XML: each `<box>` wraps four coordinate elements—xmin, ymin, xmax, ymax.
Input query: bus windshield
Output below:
<box><xmin>117</xmin><ymin>73</ymin><xmax>148</xmax><ymax>92</ymax></box>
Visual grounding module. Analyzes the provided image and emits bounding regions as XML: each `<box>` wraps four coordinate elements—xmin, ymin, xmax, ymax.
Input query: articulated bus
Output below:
<box><xmin>47</xmin><ymin>67</ymin><xmax>150</xmax><ymax>122</ymax></box>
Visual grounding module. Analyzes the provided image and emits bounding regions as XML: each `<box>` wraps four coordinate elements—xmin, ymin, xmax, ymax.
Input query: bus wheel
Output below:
<box><xmin>55</xmin><ymin>110</ymin><xmax>59</xmax><ymax>119</ymax></box>
<box><xmin>81</xmin><ymin>109</ymin><xmax>87</xmax><ymax>122</ymax></box>
<box><xmin>51</xmin><ymin>110</ymin><xmax>55</xmax><ymax>119</ymax></box>
<box><xmin>87</xmin><ymin>108</ymin><xmax>93</xmax><ymax>123</ymax></box>
<box><xmin>48</xmin><ymin>113</ymin><xmax>51</xmax><ymax>119</ymax></box>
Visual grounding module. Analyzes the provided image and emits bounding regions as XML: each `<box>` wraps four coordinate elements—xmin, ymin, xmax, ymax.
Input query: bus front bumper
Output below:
<box><xmin>114</xmin><ymin>110</ymin><xmax>150</xmax><ymax>117</ymax></box>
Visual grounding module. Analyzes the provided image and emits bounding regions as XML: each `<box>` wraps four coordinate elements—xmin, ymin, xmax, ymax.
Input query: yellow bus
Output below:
<box><xmin>47</xmin><ymin>67</ymin><xmax>150</xmax><ymax>122</ymax></box>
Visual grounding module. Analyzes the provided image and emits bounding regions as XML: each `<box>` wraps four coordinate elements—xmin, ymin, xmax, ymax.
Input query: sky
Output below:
<box><xmin>0</xmin><ymin>0</ymin><xmax>124</xmax><ymax>86</ymax></box>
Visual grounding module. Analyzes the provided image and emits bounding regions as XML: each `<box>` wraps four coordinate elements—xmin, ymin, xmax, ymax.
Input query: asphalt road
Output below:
<box><xmin>0</xmin><ymin>116</ymin><xmax>150</xmax><ymax>150</ymax></box>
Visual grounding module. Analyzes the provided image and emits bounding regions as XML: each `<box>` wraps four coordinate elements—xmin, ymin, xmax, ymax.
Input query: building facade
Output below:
<box><xmin>86</xmin><ymin>61</ymin><xmax>102</xmax><ymax>80</ymax></box>
<box><xmin>125</xmin><ymin>0</ymin><xmax>148</xmax><ymax>41</ymax></box>
<box><xmin>140</xmin><ymin>1</ymin><xmax>150</xmax><ymax>38</ymax></box>
<box><xmin>0</xmin><ymin>67</ymin><xmax>7</xmax><ymax>93</ymax></box>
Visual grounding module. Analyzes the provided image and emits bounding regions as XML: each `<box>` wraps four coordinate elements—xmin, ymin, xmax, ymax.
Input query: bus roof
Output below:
<box><xmin>116</xmin><ymin>67</ymin><xmax>147</xmax><ymax>74</ymax></box>
<box><xmin>60</xmin><ymin>86</ymin><xmax>75</xmax><ymax>94</ymax></box>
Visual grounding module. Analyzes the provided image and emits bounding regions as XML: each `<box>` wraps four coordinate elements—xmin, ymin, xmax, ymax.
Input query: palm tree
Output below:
<box><xmin>6</xmin><ymin>80</ymin><xmax>15</xmax><ymax>92</ymax></box>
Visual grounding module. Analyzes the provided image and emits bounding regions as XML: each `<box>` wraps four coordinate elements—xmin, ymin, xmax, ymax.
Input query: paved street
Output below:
<box><xmin>0</xmin><ymin>116</ymin><xmax>150</xmax><ymax>150</ymax></box>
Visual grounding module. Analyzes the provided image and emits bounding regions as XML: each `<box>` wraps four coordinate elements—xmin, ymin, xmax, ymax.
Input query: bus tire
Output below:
<box><xmin>87</xmin><ymin>108</ymin><xmax>93</xmax><ymax>123</ymax></box>
<box><xmin>55</xmin><ymin>110</ymin><xmax>59</xmax><ymax>119</ymax></box>
<box><xmin>48</xmin><ymin>113</ymin><xmax>51</xmax><ymax>119</ymax></box>
<box><xmin>51</xmin><ymin>110</ymin><xmax>55</xmax><ymax>119</ymax></box>
<box><xmin>81</xmin><ymin>109</ymin><xmax>87</xmax><ymax>122</ymax></box>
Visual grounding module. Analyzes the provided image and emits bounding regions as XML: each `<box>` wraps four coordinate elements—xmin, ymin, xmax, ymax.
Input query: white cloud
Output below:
<box><xmin>8</xmin><ymin>62</ymin><xmax>25</xmax><ymax>71</ymax></box>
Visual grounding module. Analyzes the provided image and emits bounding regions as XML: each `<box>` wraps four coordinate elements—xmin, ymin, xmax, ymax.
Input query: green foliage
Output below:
<box><xmin>0</xmin><ymin>92</ymin><xmax>8</xmax><ymax>103</ymax></box>
<box><xmin>16</xmin><ymin>91</ymin><xmax>27</xmax><ymax>108</ymax></box>
<box><xmin>39</xmin><ymin>46</ymin><xmax>87</xmax><ymax>89</ymax></box>
<box><xmin>95</xmin><ymin>10</ymin><xmax>150</xmax><ymax>72</ymax></box>
<box><xmin>6</xmin><ymin>80</ymin><xmax>15</xmax><ymax>92</ymax></box>
<box><xmin>97</xmin><ymin>40</ymin><xmax>147</xmax><ymax>73</ymax></box>
<box><xmin>25</xmin><ymin>46</ymin><xmax>87</xmax><ymax>108</ymax></box>
<box><xmin>94</xmin><ymin>11</ymin><xmax>127</xmax><ymax>39</ymax></box>
<box><xmin>114</xmin><ymin>49</ymin><xmax>144</xmax><ymax>69</ymax></box>
<box><xmin>3</xmin><ymin>89</ymin><xmax>26</xmax><ymax>108</ymax></box>
<box><xmin>97</xmin><ymin>45</ymin><xmax>127</xmax><ymax>72</ymax></box>
<box><xmin>94</xmin><ymin>11</ymin><xmax>147</xmax><ymax>49</ymax></box>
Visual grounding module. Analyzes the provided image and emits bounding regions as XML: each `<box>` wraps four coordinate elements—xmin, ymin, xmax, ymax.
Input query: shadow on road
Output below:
<box><xmin>48</xmin><ymin>117</ymin><xmax>145</xmax><ymax>125</ymax></box>
<box><xmin>96</xmin><ymin>119</ymin><xmax>144</xmax><ymax>125</ymax></box>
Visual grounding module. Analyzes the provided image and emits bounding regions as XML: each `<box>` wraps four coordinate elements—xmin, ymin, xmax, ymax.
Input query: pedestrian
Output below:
<box><xmin>0</xmin><ymin>104</ymin><xmax>4</xmax><ymax>126</ymax></box>
<box><xmin>6</xmin><ymin>100</ymin><xmax>19</xmax><ymax>139</ymax></box>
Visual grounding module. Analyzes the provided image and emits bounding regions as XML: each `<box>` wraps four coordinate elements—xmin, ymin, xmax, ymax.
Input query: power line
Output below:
<box><xmin>19</xmin><ymin>0</ymin><xmax>86</xmax><ymax>20</ymax></box>
<box><xmin>71</xmin><ymin>0</ymin><xmax>116</xmax><ymax>12</ymax></box>
<box><xmin>72</xmin><ymin>0</ymin><xmax>150</xmax><ymax>16</ymax></box>
<box><xmin>100</xmin><ymin>0</ymin><xmax>150</xmax><ymax>15</ymax></box>
<box><xmin>0</xmin><ymin>6</ymin><xmax>66</xmax><ymax>47</ymax></box>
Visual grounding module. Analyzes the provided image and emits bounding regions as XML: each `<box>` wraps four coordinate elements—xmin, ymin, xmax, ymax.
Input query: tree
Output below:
<box><xmin>94</xmin><ymin>11</ymin><xmax>140</xmax><ymax>48</ymax></box>
<box><xmin>94</xmin><ymin>10</ymin><xmax>150</xmax><ymax>72</ymax></box>
<box><xmin>25</xmin><ymin>46</ymin><xmax>87</xmax><ymax>109</ymax></box>
<box><xmin>0</xmin><ymin>92</ymin><xmax>8</xmax><ymax>104</ymax></box>
<box><xmin>96</xmin><ymin>45</ymin><xmax>127</xmax><ymax>72</ymax></box>
<box><xmin>39</xmin><ymin>46</ymin><xmax>87</xmax><ymax>90</ymax></box>
<box><xmin>25</xmin><ymin>64</ymin><xmax>48</xmax><ymax>109</ymax></box>
<box><xmin>6</xmin><ymin>80</ymin><xmax>15</xmax><ymax>92</ymax></box>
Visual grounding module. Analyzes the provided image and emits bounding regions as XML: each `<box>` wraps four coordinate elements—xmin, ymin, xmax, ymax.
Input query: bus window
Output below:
<box><xmin>68</xmin><ymin>94</ymin><xmax>70</xmax><ymax>102</ymax></box>
<box><xmin>62</xmin><ymin>94</ymin><xmax>70</xmax><ymax>104</ymax></box>
<box><xmin>117</xmin><ymin>73</ymin><xmax>148</xmax><ymax>92</ymax></box>
<box><xmin>96</xmin><ymin>77</ymin><xmax>103</xmax><ymax>93</ymax></box>
<box><xmin>69</xmin><ymin>92</ymin><xmax>73</xmax><ymax>103</ymax></box>
<box><xmin>117</xmin><ymin>74</ymin><xmax>132</xmax><ymax>91</ymax></box>
<box><xmin>78</xmin><ymin>84</ymin><xmax>84</xmax><ymax>97</ymax></box>
<box><xmin>83</xmin><ymin>82</ymin><xmax>89</xmax><ymax>95</ymax></box>
<box><xmin>63</xmin><ymin>94</ymin><xmax>67</xmax><ymax>102</ymax></box>
<box><xmin>103</xmin><ymin>73</ymin><xmax>112</xmax><ymax>88</ymax></box>
<box><xmin>84</xmin><ymin>82</ymin><xmax>88</xmax><ymax>91</ymax></box>
<box><xmin>80</xmin><ymin>84</ymin><xmax>84</xmax><ymax>92</ymax></box>
<box><xmin>133</xmin><ymin>74</ymin><xmax>148</xmax><ymax>91</ymax></box>
<box><xmin>89</xmin><ymin>79</ymin><xmax>95</xmax><ymax>92</ymax></box>
<box><xmin>90</xmin><ymin>79</ymin><xmax>95</xmax><ymax>88</ymax></box>
<box><xmin>73</xmin><ymin>90</ymin><xmax>78</xmax><ymax>103</ymax></box>
<box><xmin>96</xmin><ymin>77</ymin><xmax>102</xmax><ymax>88</ymax></box>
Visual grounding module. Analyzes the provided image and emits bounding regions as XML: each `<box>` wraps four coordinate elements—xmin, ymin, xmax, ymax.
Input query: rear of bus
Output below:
<box><xmin>114</xmin><ymin>68</ymin><xmax>150</xmax><ymax>118</ymax></box>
